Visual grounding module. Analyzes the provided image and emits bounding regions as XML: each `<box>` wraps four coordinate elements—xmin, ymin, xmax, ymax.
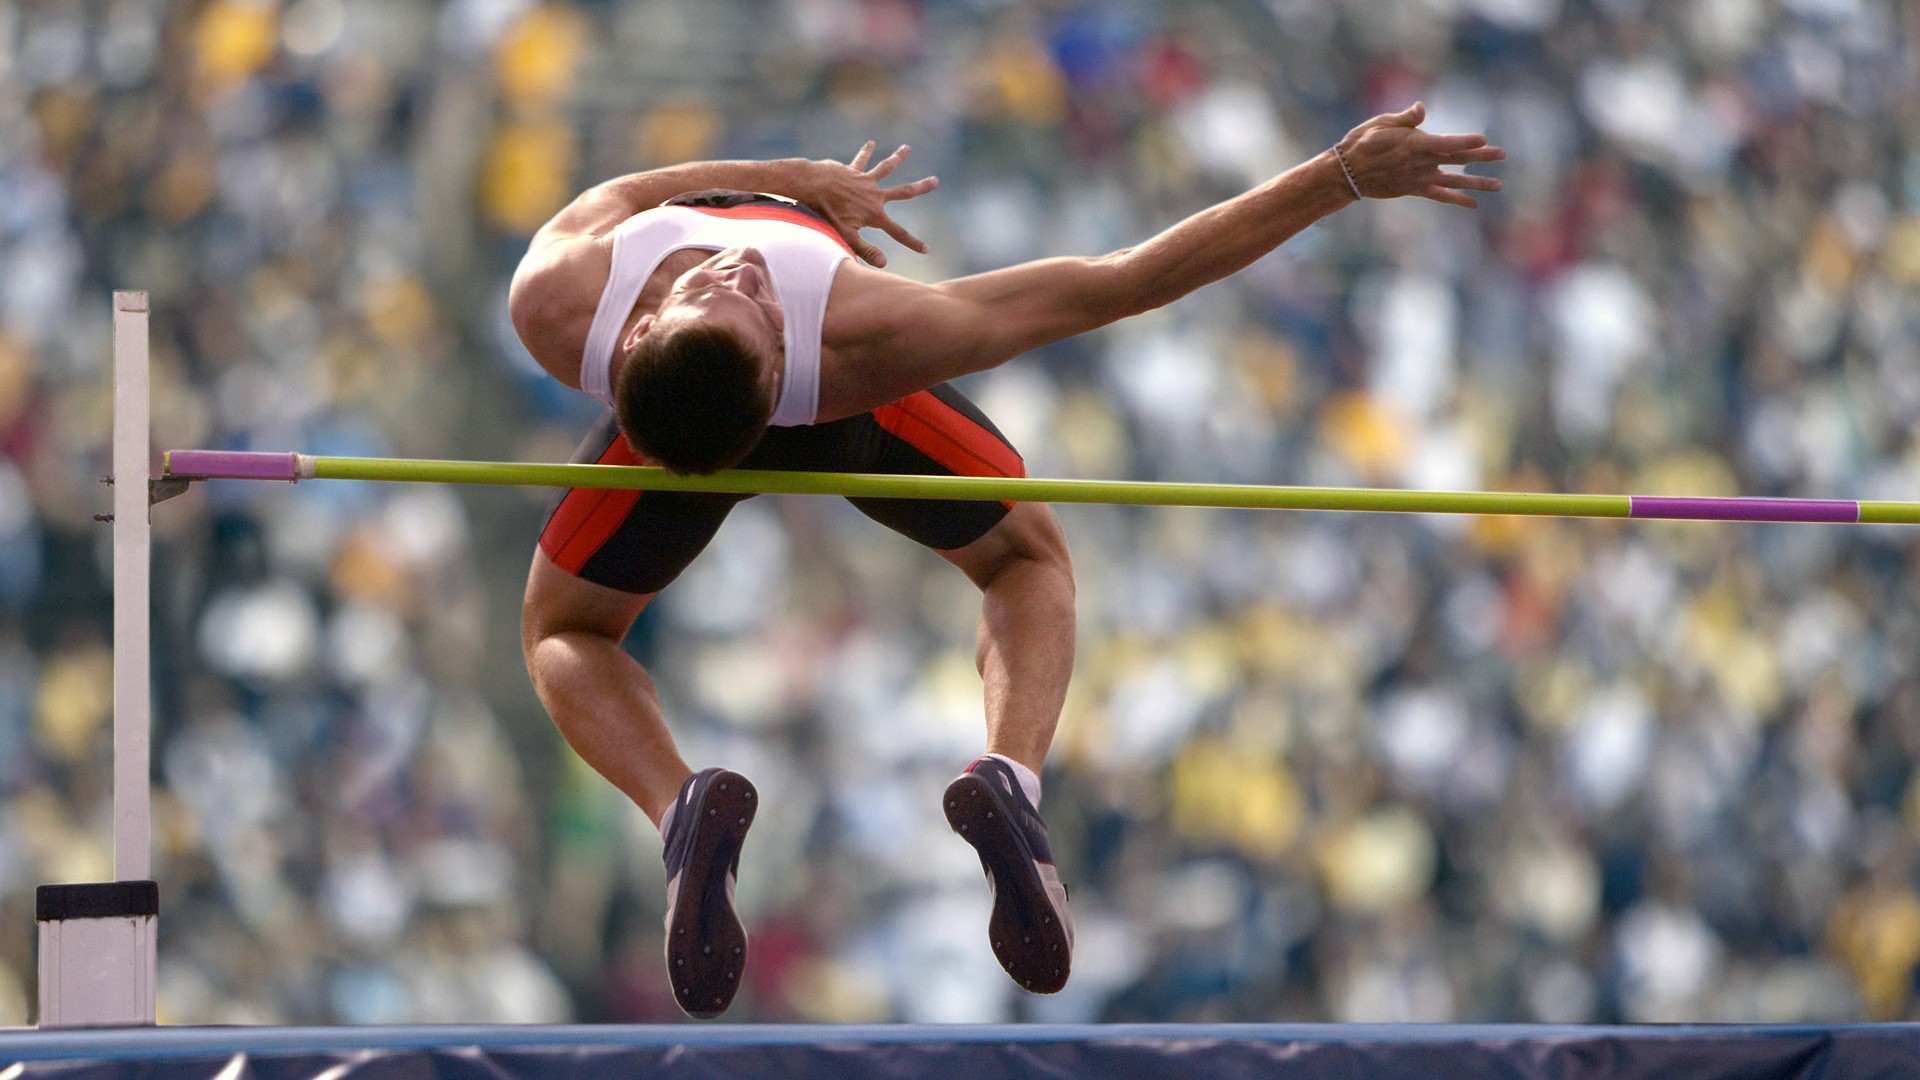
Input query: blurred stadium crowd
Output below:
<box><xmin>4</xmin><ymin>0</ymin><xmax>1920</xmax><ymax>1026</ymax></box>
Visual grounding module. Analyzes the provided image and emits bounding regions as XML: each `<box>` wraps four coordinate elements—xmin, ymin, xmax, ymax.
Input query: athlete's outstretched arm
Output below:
<box><xmin>822</xmin><ymin>104</ymin><xmax>1502</xmax><ymax>414</ymax></box>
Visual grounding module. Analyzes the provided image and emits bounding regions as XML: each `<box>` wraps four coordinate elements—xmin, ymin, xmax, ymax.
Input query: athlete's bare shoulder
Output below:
<box><xmin>508</xmin><ymin>233</ymin><xmax>615</xmax><ymax>388</ymax></box>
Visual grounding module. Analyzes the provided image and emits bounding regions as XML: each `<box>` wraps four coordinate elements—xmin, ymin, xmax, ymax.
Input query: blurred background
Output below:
<box><xmin>4</xmin><ymin>0</ymin><xmax>1920</xmax><ymax>1026</ymax></box>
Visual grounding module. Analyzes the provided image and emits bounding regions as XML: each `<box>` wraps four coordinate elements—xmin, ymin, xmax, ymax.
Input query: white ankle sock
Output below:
<box><xmin>985</xmin><ymin>753</ymin><xmax>1042</xmax><ymax>807</ymax></box>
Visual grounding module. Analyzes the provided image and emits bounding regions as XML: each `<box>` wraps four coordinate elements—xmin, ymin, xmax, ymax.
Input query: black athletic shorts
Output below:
<box><xmin>539</xmin><ymin>384</ymin><xmax>1025</xmax><ymax>595</ymax></box>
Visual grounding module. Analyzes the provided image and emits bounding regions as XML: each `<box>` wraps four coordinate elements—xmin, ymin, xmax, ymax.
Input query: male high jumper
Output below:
<box><xmin>510</xmin><ymin>102</ymin><xmax>1502</xmax><ymax>1017</ymax></box>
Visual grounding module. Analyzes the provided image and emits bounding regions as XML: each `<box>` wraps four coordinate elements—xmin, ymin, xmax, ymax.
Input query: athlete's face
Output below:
<box><xmin>625</xmin><ymin>246</ymin><xmax>785</xmax><ymax>407</ymax></box>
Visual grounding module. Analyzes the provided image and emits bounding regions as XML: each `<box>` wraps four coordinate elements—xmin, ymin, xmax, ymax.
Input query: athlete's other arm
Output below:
<box><xmin>526</xmin><ymin>143</ymin><xmax>935</xmax><ymax>261</ymax></box>
<box><xmin>509</xmin><ymin>144</ymin><xmax>937</xmax><ymax>383</ymax></box>
<box><xmin>821</xmin><ymin>104</ymin><xmax>1503</xmax><ymax>416</ymax></box>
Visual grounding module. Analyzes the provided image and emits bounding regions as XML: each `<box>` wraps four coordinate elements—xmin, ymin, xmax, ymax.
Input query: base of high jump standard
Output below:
<box><xmin>33</xmin><ymin>292</ymin><xmax>158</xmax><ymax>1029</ymax></box>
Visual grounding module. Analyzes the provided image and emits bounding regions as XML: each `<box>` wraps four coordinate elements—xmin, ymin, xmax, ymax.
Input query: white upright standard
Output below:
<box><xmin>36</xmin><ymin>290</ymin><xmax>160</xmax><ymax>1028</ymax></box>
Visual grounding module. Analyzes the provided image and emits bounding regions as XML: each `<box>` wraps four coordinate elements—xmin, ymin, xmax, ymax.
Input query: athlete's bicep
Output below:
<box><xmin>938</xmin><ymin>255</ymin><xmax>1135</xmax><ymax>359</ymax></box>
<box><xmin>822</xmin><ymin>257</ymin><xmax>1133</xmax><ymax>416</ymax></box>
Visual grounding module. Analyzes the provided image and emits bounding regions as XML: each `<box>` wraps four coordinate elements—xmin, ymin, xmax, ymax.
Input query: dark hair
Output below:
<box><xmin>613</xmin><ymin>320</ymin><xmax>774</xmax><ymax>475</ymax></box>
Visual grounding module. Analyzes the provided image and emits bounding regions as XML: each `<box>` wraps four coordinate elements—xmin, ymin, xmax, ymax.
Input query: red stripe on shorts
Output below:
<box><xmin>874</xmin><ymin>391</ymin><xmax>1025</xmax><ymax>507</ymax></box>
<box><xmin>689</xmin><ymin>205</ymin><xmax>856</xmax><ymax>257</ymax></box>
<box><xmin>541</xmin><ymin>438</ymin><xmax>646</xmax><ymax>575</ymax></box>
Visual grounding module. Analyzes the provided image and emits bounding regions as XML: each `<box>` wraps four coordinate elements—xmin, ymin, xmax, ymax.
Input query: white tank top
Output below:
<box><xmin>579</xmin><ymin>198</ymin><xmax>851</xmax><ymax>427</ymax></box>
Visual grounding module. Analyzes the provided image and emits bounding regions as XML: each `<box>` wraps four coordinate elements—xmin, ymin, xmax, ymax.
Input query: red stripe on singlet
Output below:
<box><xmin>540</xmin><ymin>438</ymin><xmax>645</xmax><ymax>574</ymax></box>
<box><xmin>688</xmin><ymin>205</ymin><xmax>857</xmax><ymax>257</ymax></box>
<box><xmin>874</xmin><ymin>391</ymin><xmax>1025</xmax><ymax>508</ymax></box>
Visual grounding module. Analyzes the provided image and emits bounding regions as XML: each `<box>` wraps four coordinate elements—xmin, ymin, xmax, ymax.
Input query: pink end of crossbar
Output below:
<box><xmin>1629</xmin><ymin>495</ymin><xmax>1859</xmax><ymax>523</ymax></box>
<box><xmin>165</xmin><ymin>450</ymin><xmax>300</xmax><ymax>482</ymax></box>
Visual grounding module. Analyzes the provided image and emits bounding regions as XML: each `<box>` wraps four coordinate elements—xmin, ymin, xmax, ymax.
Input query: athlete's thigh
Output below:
<box><xmin>838</xmin><ymin>383</ymin><xmax>1026</xmax><ymax>551</ymax></box>
<box><xmin>536</xmin><ymin>411</ymin><xmax>748</xmax><ymax>596</ymax></box>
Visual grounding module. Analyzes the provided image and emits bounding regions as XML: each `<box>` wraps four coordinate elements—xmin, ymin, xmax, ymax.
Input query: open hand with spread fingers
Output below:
<box><xmin>806</xmin><ymin>141</ymin><xmax>940</xmax><ymax>267</ymax></box>
<box><xmin>1334</xmin><ymin>102</ymin><xmax>1505</xmax><ymax>208</ymax></box>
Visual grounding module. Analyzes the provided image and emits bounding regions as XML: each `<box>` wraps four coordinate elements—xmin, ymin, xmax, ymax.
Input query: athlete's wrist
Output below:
<box><xmin>1321</xmin><ymin>148</ymin><xmax>1363</xmax><ymax>204</ymax></box>
<box><xmin>1330</xmin><ymin>144</ymin><xmax>1365</xmax><ymax>201</ymax></box>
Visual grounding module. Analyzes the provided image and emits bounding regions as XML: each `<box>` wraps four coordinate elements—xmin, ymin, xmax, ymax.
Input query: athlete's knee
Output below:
<box><xmin>520</xmin><ymin>601</ymin><xmax>565</xmax><ymax>663</ymax></box>
<box><xmin>521</xmin><ymin>598</ymin><xmax>583</xmax><ymax>673</ymax></box>
<box><xmin>1015</xmin><ymin>503</ymin><xmax>1072</xmax><ymax>573</ymax></box>
<box><xmin>970</xmin><ymin>503</ymin><xmax>1074</xmax><ymax>594</ymax></box>
<box><xmin>521</xmin><ymin>600</ymin><xmax>633</xmax><ymax>701</ymax></box>
<box><xmin>521</xmin><ymin>550</ymin><xmax>650</xmax><ymax>661</ymax></box>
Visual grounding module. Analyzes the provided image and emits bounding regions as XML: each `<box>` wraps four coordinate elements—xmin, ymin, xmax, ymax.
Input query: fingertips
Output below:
<box><xmin>885</xmin><ymin>219</ymin><xmax>929</xmax><ymax>254</ymax></box>
<box><xmin>885</xmin><ymin>176</ymin><xmax>939</xmax><ymax>201</ymax></box>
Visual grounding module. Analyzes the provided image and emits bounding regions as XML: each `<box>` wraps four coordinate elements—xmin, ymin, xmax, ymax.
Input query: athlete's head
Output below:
<box><xmin>614</xmin><ymin>246</ymin><xmax>785</xmax><ymax>475</ymax></box>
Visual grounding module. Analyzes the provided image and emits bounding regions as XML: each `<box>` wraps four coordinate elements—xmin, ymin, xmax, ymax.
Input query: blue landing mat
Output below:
<box><xmin>3</xmin><ymin>1022</ymin><xmax>1918</xmax><ymax>1078</ymax></box>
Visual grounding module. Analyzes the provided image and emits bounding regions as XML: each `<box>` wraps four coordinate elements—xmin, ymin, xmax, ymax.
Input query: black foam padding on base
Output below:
<box><xmin>36</xmin><ymin>881</ymin><xmax>160</xmax><ymax>921</ymax></box>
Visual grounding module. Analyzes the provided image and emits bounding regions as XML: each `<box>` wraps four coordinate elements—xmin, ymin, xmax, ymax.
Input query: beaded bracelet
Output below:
<box><xmin>1333</xmin><ymin>145</ymin><xmax>1364</xmax><ymax>200</ymax></box>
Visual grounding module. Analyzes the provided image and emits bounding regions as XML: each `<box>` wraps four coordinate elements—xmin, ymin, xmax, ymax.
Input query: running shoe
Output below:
<box><xmin>943</xmin><ymin>757</ymin><xmax>1074</xmax><ymax>993</ymax></box>
<box><xmin>661</xmin><ymin>767</ymin><xmax>757</xmax><ymax>1018</ymax></box>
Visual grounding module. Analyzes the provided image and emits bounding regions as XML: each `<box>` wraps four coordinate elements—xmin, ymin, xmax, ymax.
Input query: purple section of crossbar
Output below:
<box><xmin>1630</xmin><ymin>496</ymin><xmax>1859</xmax><ymax>523</ymax></box>
<box><xmin>166</xmin><ymin>450</ymin><xmax>299</xmax><ymax>482</ymax></box>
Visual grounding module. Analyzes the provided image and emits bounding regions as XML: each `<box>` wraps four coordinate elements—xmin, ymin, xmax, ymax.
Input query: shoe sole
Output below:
<box><xmin>944</xmin><ymin>772</ymin><xmax>1071</xmax><ymax>994</ymax></box>
<box><xmin>665</xmin><ymin>770</ymin><xmax>756</xmax><ymax>1018</ymax></box>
